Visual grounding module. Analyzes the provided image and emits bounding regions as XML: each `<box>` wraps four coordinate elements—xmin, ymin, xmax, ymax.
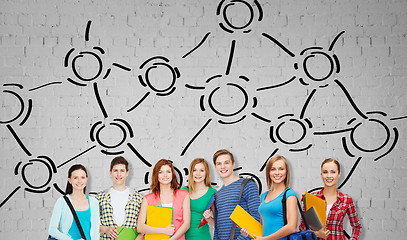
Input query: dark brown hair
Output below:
<box><xmin>321</xmin><ymin>158</ymin><xmax>341</xmax><ymax>173</ymax></box>
<box><xmin>65</xmin><ymin>164</ymin><xmax>88</xmax><ymax>194</ymax></box>
<box><xmin>110</xmin><ymin>156</ymin><xmax>129</xmax><ymax>172</ymax></box>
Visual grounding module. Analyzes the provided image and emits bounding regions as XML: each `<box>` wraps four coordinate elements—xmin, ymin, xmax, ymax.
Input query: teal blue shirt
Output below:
<box><xmin>259</xmin><ymin>188</ymin><xmax>297</xmax><ymax>239</ymax></box>
<box><xmin>68</xmin><ymin>195</ymin><xmax>92</xmax><ymax>240</ymax></box>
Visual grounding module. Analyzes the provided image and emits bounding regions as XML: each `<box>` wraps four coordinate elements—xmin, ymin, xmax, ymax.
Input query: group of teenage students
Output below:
<box><xmin>48</xmin><ymin>149</ymin><xmax>362</xmax><ymax>240</ymax></box>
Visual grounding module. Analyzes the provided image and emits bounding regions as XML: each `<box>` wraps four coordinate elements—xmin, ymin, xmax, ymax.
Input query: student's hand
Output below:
<box><xmin>252</xmin><ymin>234</ymin><xmax>266</xmax><ymax>240</ymax></box>
<box><xmin>163</xmin><ymin>224</ymin><xmax>175</xmax><ymax>236</ymax></box>
<box><xmin>107</xmin><ymin>226</ymin><xmax>119</xmax><ymax>239</ymax></box>
<box><xmin>315</xmin><ymin>226</ymin><xmax>330</xmax><ymax>239</ymax></box>
<box><xmin>240</xmin><ymin>227</ymin><xmax>249</xmax><ymax>237</ymax></box>
<box><xmin>203</xmin><ymin>209</ymin><xmax>212</xmax><ymax>219</ymax></box>
<box><xmin>136</xmin><ymin>233</ymin><xmax>144</xmax><ymax>240</ymax></box>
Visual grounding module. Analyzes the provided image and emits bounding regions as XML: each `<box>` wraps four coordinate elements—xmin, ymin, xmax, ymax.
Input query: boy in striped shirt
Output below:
<box><xmin>211</xmin><ymin>149</ymin><xmax>261</xmax><ymax>240</ymax></box>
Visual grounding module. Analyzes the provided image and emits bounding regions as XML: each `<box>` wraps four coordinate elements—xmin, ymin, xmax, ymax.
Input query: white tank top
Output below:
<box><xmin>326</xmin><ymin>203</ymin><xmax>333</xmax><ymax>219</ymax></box>
<box><xmin>110</xmin><ymin>187</ymin><xmax>130</xmax><ymax>226</ymax></box>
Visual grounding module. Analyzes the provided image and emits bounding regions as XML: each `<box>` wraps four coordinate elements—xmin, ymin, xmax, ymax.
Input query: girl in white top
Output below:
<box><xmin>48</xmin><ymin>164</ymin><xmax>100</xmax><ymax>240</ymax></box>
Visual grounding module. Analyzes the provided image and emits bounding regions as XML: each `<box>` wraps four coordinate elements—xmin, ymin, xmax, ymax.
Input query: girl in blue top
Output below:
<box><xmin>241</xmin><ymin>155</ymin><xmax>297</xmax><ymax>240</ymax></box>
<box><xmin>48</xmin><ymin>164</ymin><xmax>100</xmax><ymax>240</ymax></box>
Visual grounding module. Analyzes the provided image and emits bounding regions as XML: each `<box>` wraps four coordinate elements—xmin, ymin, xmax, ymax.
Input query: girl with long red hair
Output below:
<box><xmin>137</xmin><ymin>159</ymin><xmax>191</xmax><ymax>240</ymax></box>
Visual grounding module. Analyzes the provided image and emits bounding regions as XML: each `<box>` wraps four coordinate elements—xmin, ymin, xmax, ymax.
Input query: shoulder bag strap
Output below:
<box><xmin>63</xmin><ymin>195</ymin><xmax>87</xmax><ymax>240</ymax></box>
<box><xmin>230</xmin><ymin>178</ymin><xmax>251</xmax><ymax>240</ymax></box>
<box><xmin>296</xmin><ymin>197</ymin><xmax>310</xmax><ymax>230</ymax></box>
<box><xmin>282</xmin><ymin>188</ymin><xmax>289</xmax><ymax>226</ymax></box>
<box><xmin>282</xmin><ymin>189</ymin><xmax>311</xmax><ymax>230</ymax></box>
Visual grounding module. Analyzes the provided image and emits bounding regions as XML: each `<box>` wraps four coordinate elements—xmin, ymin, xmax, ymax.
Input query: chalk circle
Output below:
<box><xmin>275</xmin><ymin>119</ymin><xmax>307</xmax><ymax>145</ymax></box>
<box><xmin>21</xmin><ymin>159</ymin><xmax>53</xmax><ymax>190</ymax></box>
<box><xmin>222</xmin><ymin>0</ymin><xmax>254</xmax><ymax>30</ymax></box>
<box><xmin>95</xmin><ymin>122</ymin><xmax>127</xmax><ymax>149</ymax></box>
<box><xmin>0</xmin><ymin>90</ymin><xmax>24</xmax><ymax>124</ymax></box>
<box><xmin>72</xmin><ymin>51</ymin><xmax>103</xmax><ymax>82</ymax></box>
<box><xmin>302</xmin><ymin>51</ymin><xmax>334</xmax><ymax>82</ymax></box>
<box><xmin>208</xmin><ymin>83</ymin><xmax>249</xmax><ymax>117</ymax></box>
<box><xmin>144</xmin><ymin>62</ymin><xmax>177</xmax><ymax>93</ymax></box>
<box><xmin>238</xmin><ymin>172</ymin><xmax>262</xmax><ymax>195</ymax></box>
<box><xmin>350</xmin><ymin>119</ymin><xmax>390</xmax><ymax>152</ymax></box>
<box><xmin>173</xmin><ymin>166</ymin><xmax>184</xmax><ymax>186</ymax></box>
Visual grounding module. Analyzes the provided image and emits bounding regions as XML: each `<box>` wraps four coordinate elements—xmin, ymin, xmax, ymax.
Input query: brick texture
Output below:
<box><xmin>1</xmin><ymin>0</ymin><xmax>407</xmax><ymax>239</ymax></box>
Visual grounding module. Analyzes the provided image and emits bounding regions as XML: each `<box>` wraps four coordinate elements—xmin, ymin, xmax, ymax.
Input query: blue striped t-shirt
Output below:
<box><xmin>213</xmin><ymin>178</ymin><xmax>261</xmax><ymax>240</ymax></box>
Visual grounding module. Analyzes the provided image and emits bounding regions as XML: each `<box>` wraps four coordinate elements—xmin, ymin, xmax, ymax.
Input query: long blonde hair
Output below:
<box><xmin>187</xmin><ymin>158</ymin><xmax>211</xmax><ymax>192</ymax></box>
<box><xmin>265</xmin><ymin>155</ymin><xmax>290</xmax><ymax>189</ymax></box>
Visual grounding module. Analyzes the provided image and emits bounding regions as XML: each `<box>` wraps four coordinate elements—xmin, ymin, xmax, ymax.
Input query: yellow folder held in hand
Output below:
<box><xmin>145</xmin><ymin>205</ymin><xmax>173</xmax><ymax>240</ymax></box>
<box><xmin>304</xmin><ymin>192</ymin><xmax>326</xmax><ymax>226</ymax></box>
<box><xmin>230</xmin><ymin>205</ymin><xmax>262</xmax><ymax>239</ymax></box>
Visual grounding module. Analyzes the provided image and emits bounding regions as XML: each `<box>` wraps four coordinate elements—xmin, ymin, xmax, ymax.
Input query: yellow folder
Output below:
<box><xmin>304</xmin><ymin>192</ymin><xmax>326</xmax><ymax>226</ymax></box>
<box><xmin>145</xmin><ymin>205</ymin><xmax>173</xmax><ymax>240</ymax></box>
<box><xmin>229</xmin><ymin>205</ymin><xmax>262</xmax><ymax>239</ymax></box>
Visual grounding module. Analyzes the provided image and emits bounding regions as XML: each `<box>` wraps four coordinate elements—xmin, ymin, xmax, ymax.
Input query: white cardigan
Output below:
<box><xmin>48</xmin><ymin>194</ymin><xmax>100</xmax><ymax>240</ymax></box>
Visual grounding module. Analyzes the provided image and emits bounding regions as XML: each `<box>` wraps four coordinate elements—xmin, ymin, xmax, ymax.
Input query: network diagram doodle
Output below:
<box><xmin>1</xmin><ymin>81</ymin><xmax>64</xmax><ymax>208</ymax></box>
<box><xmin>1</xmin><ymin>0</ymin><xmax>407</xmax><ymax>208</ymax></box>
<box><xmin>62</xmin><ymin>20</ymin><xmax>186</xmax><ymax>193</ymax></box>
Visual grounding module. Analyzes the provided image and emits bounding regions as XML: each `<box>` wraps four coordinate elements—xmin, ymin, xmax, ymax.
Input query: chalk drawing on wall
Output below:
<box><xmin>181</xmin><ymin>6</ymin><xmax>407</xmax><ymax>194</ymax></box>
<box><xmin>0</xmin><ymin>152</ymin><xmax>67</xmax><ymax>208</ymax></box>
<box><xmin>64</xmin><ymin>20</ymin><xmax>131</xmax><ymax>118</ymax></box>
<box><xmin>183</xmin><ymin>73</ymin><xmax>272</xmax><ymax>157</ymax></box>
<box><xmin>269</xmin><ymin>115</ymin><xmax>313</xmax><ymax>152</ymax></box>
<box><xmin>54</xmin><ymin>20</ymin><xmax>154</xmax><ymax>188</ymax></box>
<box><xmin>127</xmin><ymin>56</ymin><xmax>181</xmax><ymax>112</ymax></box>
<box><xmin>257</xmin><ymin>31</ymin><xmax>344</xmax><ymax>92</ymax></box>
<box><xmin>1</xmin><ymin>84</ymin><xmax>33</xmax><ymax>127</ymax></box>
<box><xmin>2</xmin><ymin>1</ymin><xmax>407</xmax><ymax>209</ymax></box>
<box><xmin>0</xmin><ymin>82</ymin><xmax>65</xmax><ymax>208</ymax></box>
<box><xmin>216</xmin><ymin>0</ymin><xmax>263</xmax><ymax>34</ymax></box>
<box><xmin>1</xmin><ymin>84</ymin><xmax>34</xmax><ymax>157</ymax></box>
<box><xmin>61</xmin><ymin>21</ymin><xmax>183</xmax><ymax>193</ymax></box>
<box><xmin>0</xmin><ymin>155</ymin><xmax>63</xmax><ymax>208</ymax></box>
<box><xmin>255</xmin><ymin>30</ymin><xmax>406</xmax><ymax>192</ymax></box>
<box><xmin>181</xmin><ymin>1</ymin><xmax>268</xmax><ymax>156</ymax></box>
<box><xmin>1</xmin><ymin>81</ymin><xmax>63</xmax><ymax>146</ymax></box>
<box><xmin>182</xmin><ymin>0</ymin><xmax>262</xmax><ymax>59</ymax></box>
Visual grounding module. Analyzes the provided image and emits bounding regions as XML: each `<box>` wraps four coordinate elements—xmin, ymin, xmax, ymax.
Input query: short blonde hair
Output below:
<box><xmin>187</xmin><ymin>158</ymin><xmax>211</xmax><ymax>192</ymax></box>
<box><xmin>265</xmin><ymin>155</ymin><xmax>290</xmax><ymax>189</ymax></box>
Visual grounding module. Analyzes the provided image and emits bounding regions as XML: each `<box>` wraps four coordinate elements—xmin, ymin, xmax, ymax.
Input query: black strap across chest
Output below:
<box><xmin>63</xmin><ymin>195</ymin><xmax>87</xmax><ymax>240</ymax></box>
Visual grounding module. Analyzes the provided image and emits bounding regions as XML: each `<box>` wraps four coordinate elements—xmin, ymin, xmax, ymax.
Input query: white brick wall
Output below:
<box><xmin>1</xmin><ymin>0</ymin><xmax>407</xmax><ymax>239</ymax></box>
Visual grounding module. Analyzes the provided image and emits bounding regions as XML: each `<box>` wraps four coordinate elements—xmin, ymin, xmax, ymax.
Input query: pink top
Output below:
<box><xmin>145</xmin><ymin>189</ymin><xmax>189</xmax><ymax>240</ymax></box>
